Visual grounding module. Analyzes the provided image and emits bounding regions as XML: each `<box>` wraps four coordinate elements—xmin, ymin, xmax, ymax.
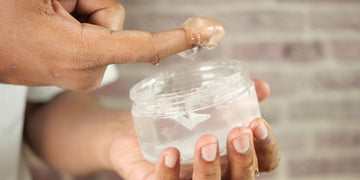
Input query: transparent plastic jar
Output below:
<box><xmin>130</xmin><ymin>59</ymin><xmax>261</xmax><ymax>164</ymax></box>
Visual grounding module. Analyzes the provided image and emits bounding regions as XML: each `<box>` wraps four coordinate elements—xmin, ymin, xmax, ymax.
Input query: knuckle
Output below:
<box><xmin>197</xmin><ymin>166</ymin><xmax>219</xmax><ymax>178</ymax></box>
<box><xmin>32</xmin><ymin>0</ymin><xmax>55</xmax><ymax>16</ymax></box>
<box><xmin>202</xmin><ymin>171</ymin><xmax>218</xmax><ymax>178</ymax></box>
<box><xmin>147</xmin><ymin>32</ymin><xmax>167</xmax><ymax>65</ymax></box>
<box><xmin>234</xmin><ymin>155</ymin><xmax>254</xmax><ymax>169</ymax></box>
<box><xmin>148</xmin><ymin>50</ymin><xmax>162</xmax><ymax>65</ymax></box>
<box><xmin>158</xmin><ymin>174</ymin><xmax>177</xmax><ymax>180</ymax></box>
<box><xmin>229</xmin><ymin>154</ymin><xmax>257</xmax><ymax>175</ymax></box>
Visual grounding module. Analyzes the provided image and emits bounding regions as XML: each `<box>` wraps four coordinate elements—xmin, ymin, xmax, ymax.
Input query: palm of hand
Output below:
<box><xmin>108</xmin><ymin>123</ymin><xmax>198</xmax><ymax>180</ymax></box>
<box><xmin>109</xmin><ymin>125</ymin><xmax>157</xmax><ymax>180</ymax></box>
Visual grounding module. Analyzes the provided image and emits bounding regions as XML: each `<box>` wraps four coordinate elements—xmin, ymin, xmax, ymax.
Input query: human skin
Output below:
<box><xmin>24</xmin><ymin>79</ymin><xmax>280</xmax><ymax>180</ymax></box>
<box><xmin>0</xmin><ymin>0</ymin><xmax>224</xmax><ymax>91</ymax></box>
<box><xmin>3</xmin><ymin>0</ymin><xmax>280</xmax><ymax>178</ymax></box>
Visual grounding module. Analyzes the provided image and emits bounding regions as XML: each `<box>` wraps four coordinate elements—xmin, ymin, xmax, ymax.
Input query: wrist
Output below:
<box><xmin>95</xmin><ymin>111</ymin><xmax>135</xmax><ymax>172</ymax></box>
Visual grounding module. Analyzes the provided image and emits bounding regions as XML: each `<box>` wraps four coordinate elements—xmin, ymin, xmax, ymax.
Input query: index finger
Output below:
<box><xmin>79</xmin><ymin>17</ymin><xmax>225</xmax><ymax>66</ymax></box>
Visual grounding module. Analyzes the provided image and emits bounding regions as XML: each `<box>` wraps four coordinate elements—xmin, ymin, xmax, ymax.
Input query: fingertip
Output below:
<box><xmin>249</xmin><ymin>118</ymin><xmax>269</xmax><ymax>140</ymax></box>
<box><xmin>226</xmin><ymin>127</ymin><xmax>258</xmax><ymax>179</ymax></box>
<box><xmin>165</xmin><ymin>156</ymin><xmax>178</xmax><ymax>169</ymax></box>
<box><xmin>181</xmin><ymin>17</ymin><xmax>225</xmax><ymax>49</ymax></box>
<box><xmin>227</xmin><ymin>127</ymin><xmax>252</xmax><ymax>143</ymax></box>
<box><xmin>193</xmin><ymin>134</ymin><xmax>222</xmax><ymax>179</ymax></box>
<box><xmin>248</xmin><ymin>118</ymin><xmax>280</xmax><ymax>172</ymax></box>
<box><xmin>249</xmin><ymin>118</ymin><xmax>266</xmax><ymax>129</ymax></box>
<box><xmin>158</xmin><ymin>147</ymin><xmax>180</xmax><ymax>168</ymax></box>
<box><xmin>163</xmin><ymin>147</ymin><xmax>181</xmax><ymax>156</ymax></box>
<box><xmin>228</xmin><ymin>128</ymin><xmax>252</xmax><ymax>155</ymax></box>
<box><xmin>155</xmin><ymin>147</ymin><xmax>180</xmax><ymax>180</ymax></box>
<box><xmin>195</xmin><ymin>134</ymin><xmax>219</xmax><ymax>162</ymax></box>
<box><xmin>253</xmin><ymin>79</ymin><xmax>270</xmax><ymax>102</ymax></box>
<box><xmin>195</xmin><ymin>134</ymin><xmax>219</xmax><ymax>148</ymax></box>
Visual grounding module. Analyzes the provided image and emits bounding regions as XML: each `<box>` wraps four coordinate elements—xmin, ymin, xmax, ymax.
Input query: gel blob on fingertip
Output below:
<box><xmin>178</xmin><ymin>17</ymin><xmax>226</xmax><ymax>60</ymax></box>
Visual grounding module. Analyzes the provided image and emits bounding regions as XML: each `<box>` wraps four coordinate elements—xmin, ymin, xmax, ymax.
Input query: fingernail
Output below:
<box><xmin>165</xmin><ymin>156</ymin><xmax>177</xmax><ymax>168</ymax></box>
<box><xmin>232</xmin><ymin>135</ymin><xmax>250</xmax><ymax>154</ymax></box>
<box><xmin>201</xmin><ymin>144</ymin><xmax>217</xmax><ymax>162</ymax></box>
<box><xmin>254</xmin><ymin>123</ymin><xmax>268</xmax><ymax>140</ymax></box>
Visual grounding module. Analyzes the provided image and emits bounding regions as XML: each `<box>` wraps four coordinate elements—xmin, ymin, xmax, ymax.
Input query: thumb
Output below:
<box><xmin>80</xmin><ymin>17</ymin><xmax>225</xmax><ymax>66</ymax></box>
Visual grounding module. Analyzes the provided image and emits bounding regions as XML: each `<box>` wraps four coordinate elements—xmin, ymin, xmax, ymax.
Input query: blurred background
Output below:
<box><xmin>28</xmin><ymin>0</ymin><xmax>360</xmax><ymax>179</ymax></box>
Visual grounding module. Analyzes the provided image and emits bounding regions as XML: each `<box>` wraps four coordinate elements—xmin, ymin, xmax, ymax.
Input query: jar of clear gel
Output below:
<box><xmin>130</xmin><ymin>59</ymin><xmax>261</xmax><ymax>164</ymax></box>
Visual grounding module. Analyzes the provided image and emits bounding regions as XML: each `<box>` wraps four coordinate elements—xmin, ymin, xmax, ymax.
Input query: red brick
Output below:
<box><xmin>259</xmin><ymin>101</ymin><xmax>284</xmax><ymax>124</ymax></box>
<box><xmin>315</xmin><ymin>70</ymin><xmax>360</xmax><ymax>90</ymax></box>
<box><xmin>315</xmin><ymin>130</ymin><xmax>360</xmax><ymax>149</ymax></box>
<box><xmin>124</xmin><ymin>11</ymin><xmax>303</xmax><ymax>33</ymax></box>
<box><xmin>332</xmin><ymin>40</ymin><xmax>360</xmax><ymax>61</ymax></box>
<box><xmin>123</xmin><ymin>13</ymin><xmax>193</xmax><ymax>32</ymax></box>
<box><xmin>276</xmin><ymin>131</ymin><xmax>308</xmax><ymax>153</ymax></box>
<box><xmin>231</xmin><ymin>43</ymin><xmax>263</xmax><ymax>61</ymax></box>
<box><xmin>231</xmin><ymin>41</ymin><xmax>324</xmax><ymax>62</ymax></box>
<box><xmin>281</xmin><ymin>41</ymin><xmax>323</xmax><ymax>62</ymax></box>
<box><xmin>217</xmin><ymin>11</ymin><xmax>304</xmax><ymax>32</ymax></box>
<box><xmin>289</xmin><ymin>99</ymin><xmax>360</xmax><ymax>121</ymax></box>
<box><xmin>310</xmin><ymin>12</ymin><xmax>360</xmax><ymax>31</ymax></box>
<box><xmin>288</xmin><ymin>157</ymin><xmax>360</xmax><ymax>177</ymax></box>
<box><xmin>251</xmin><ymin>71</ymin><xmax>310</xmax><ymax>96</ymax></box>
<box><xmin>260</xmin><ymin>107</ymin><xmax>282</xmax><ymax>125</ymax></box>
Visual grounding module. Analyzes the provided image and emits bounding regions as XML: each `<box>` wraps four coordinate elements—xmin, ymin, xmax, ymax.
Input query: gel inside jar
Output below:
<box><xmin>130</xmin><ymin>59</ymin><xmax>261</xmax><ymax>164</ymax></box>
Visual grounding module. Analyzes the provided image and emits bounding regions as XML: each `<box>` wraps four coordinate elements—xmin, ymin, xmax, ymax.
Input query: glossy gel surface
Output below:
<box><xmin>178</xmin><ymin>17</ymin><xmax>225</xmax><ymax>60</ymax></box>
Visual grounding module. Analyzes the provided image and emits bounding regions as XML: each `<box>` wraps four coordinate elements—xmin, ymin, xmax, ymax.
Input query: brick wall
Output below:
<box><xmin>28</xmin><ymin>0</ymin><xmax>360</xmax><ymax>179</ymax></box>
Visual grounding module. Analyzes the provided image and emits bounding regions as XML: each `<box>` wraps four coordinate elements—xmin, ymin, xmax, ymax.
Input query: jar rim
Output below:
<box><xmin>130</xmin><ymin>59</ymin><xmax>253</xmax><ymax>117</ymax></box>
